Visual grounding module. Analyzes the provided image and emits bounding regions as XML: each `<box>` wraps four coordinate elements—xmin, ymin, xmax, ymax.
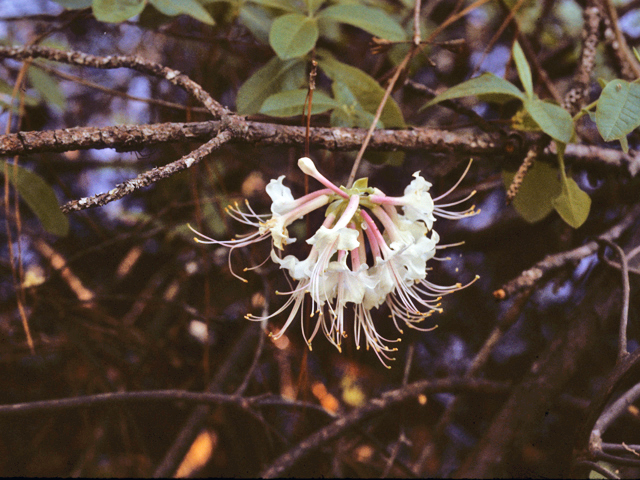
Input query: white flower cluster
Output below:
<box><xmin>191</xmin><ymin>157</ymin><xmax>478</xmax><ymax>366</ymax></box>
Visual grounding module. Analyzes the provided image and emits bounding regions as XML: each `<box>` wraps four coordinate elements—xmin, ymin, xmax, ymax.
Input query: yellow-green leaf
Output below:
<box><xmin>51</xmin><ymin>0</ymin><xmax>92</xmax><ymax>8</ymax></box>
<box><xmin>303</xmin><ymin>0</ymin><xmax>324</xmax><ymax>15</ymax></box>
<box><xmin>319</xmin><ymin>54</ymin><xmax>405</xmax><ymax>128</ymax></box>
<box><xmin>523</xmin><ymin>97</ymin><xmax>573</xmax><ymax>143</ymax></box>
<box><xmin>269</xmin><ymin>13</ymin><xmax>319</xmax><ymax>60</ymax></box>
<box><xmin>28</xmin><ymin>66</ymin><xmax>66</xmax><ymax>110</ymax></box>
<box><xmin>421</xmin><ymin>73</ymin><xmax>524</xmax><ymax>110</ymax></box>
<box><xmin>318</xmin><ymin>4</ymin><xmax>406</xmax><ymax>42</ymax></box>
<box><xmin>595</xmin><ymin>79</ymin><xmax>640</xmax><ymax>152</ymax></box>
<box><xmin>247</xmin><ymin>0</ymin><xmax>294</xmax><ymax>10</ymax></box>
<box><xmin>236</xmin><ymin>56</ymin><xmax>305</xmax><ymax>114</ymax></box>
<box><xmin>503</xmin><ymin>162</ymin><xmax>562</xmax><ymax>223</ymax></box>
<box><xmin>239</xmin><ymin>4</ymin><xmax>275</xmax><ymax>44</ymax></box>
<box><xmin>149</xmin><ymin>0</ymin><xmax>215</xmax><ymax>25</ymax></box>
<box><xmin>552</xmin><ymin>176</ymin><xmax>591</xmax><ymax>228</ymax></box>
<box><xmin>259</xmin><ymin>88</ymin><xmax>338</xmax><ymax>116</ymax></box>
<box><xmin>93</xmin><ymin>0</ymin><xmax>146</xmax><ymax>23</ymax></box>
<box><xmin>1</xmin><ymin>162</ymin><xmax>69</xmax><ymax>237</ymax></box>
<box><xmin>512</xmin><ymin>41</ymin><xmax>533</xmax><ymax>98</ymax></box>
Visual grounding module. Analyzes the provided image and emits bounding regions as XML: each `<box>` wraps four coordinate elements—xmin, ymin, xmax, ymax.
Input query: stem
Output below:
<box><xmin>346</xmin><ymin>0</ymin><xmax>424</xmax><ymax>187</ymax></box>
<box><xmin>346</xmin><ymin>53</ymin><xmax>412</xmax><ymax>188</ymax></box>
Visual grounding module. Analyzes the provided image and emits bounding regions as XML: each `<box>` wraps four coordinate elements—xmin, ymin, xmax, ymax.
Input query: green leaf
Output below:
<box><xmin>512</xmin><ymin>41</ymin><xmax>533</xmax><ymax>98</ymax></box>
<box><xmin>552</xmin><ymin>176</ymin><xmax>591</xmax><ymax>228</ymax></box>
<box><xmin>503</xmin><ymin>161</ymin><xmax>562</xmax><ymax>223</ymax></box>
<box><xmin>352</xmin><ymin>177</ymin><xmax>368</xmax><ymax>190</ymax></box>
<box><xmin>595</xmin><ymin>79</ymin><xmax>640</xmax><ymax>152</ymax></box>
<box><xmin>248</xmin><ymin>0</ymin><xmax>294</xmax><ymax>10</ymax></box>
<box><xmin>51</xmin><ymin>0</ymin><xmax>93</xmax><ymax>8</ymax></box>
<box><xmin>0</xmin><ymin>78</ymin><xmax>40</xmax><ymax>109</ymax></box>
<box><xmin>236</xmin><ymin>56</ymin><xmax>305</xmax><ymax>114</ymax></box>
<box><xmin>149</xmin><ymin>0</ymin><xmax>215</xmax><ymax>25</ymax></box>
<box><xmin>330</xmin><ymin>102</ymin><xmax>379</xmax><ymax>128</ymax></box>
<box><xmin>330</xmin><ymin>80</ymin><xmax>381</xmax><ymax>128</ymax></box>
<box><xmin>28</xmin><ymin>67</ymin><xmax>66</xmax><ymax>110</ymax></box>
<box><xmin>366</xmin><ymin>151</ymin><xmax>404</xmax><ymax>166</ymax></box>
<box><xmin>318</xmin><ymin>54</ymin><xmax>405</xmax><ymax>128</ymax></box>
<box><xmin>523</xmin><ymin>97</ymin><xmax>573</xmax><ymax>143</ymax></box>
<box><xmin>318</xmin><ymin>4</ymin><xmax>406</xmax><ymax>42</ymax></box>
<box><xmin>92</xmin><ymin>0</ymin><xmax>146</xmax><ymax>23</ymax></box>
<box><xmin>551</xmin><ymin>143</ymin><xmax>591</xmax><ymax>228</ymax></box>
<box><xmin>203</xmin><ymin>199</ymin><xmax>228</xmax><ymax>238</ymax></box>
<box><xmin>511</xmin><ymin>106</ymin><xmax>542</xmax><ymax>132</ymax></box>
<box><xmin>269</xmin><ymin>13</ymin><xmax>319</xmax><ymax>60</ymax></box>
<box><xmin>239</xmin><ymin>4</ymin><xmax>275</xmax><ymax>44</ymax></box>
<box><xmin>259</xmin><ymin>88</ymin><xmax>338</xmax><ymax>116</ymax></box>
<box><xmin>421</xmin><ymin>73</ymin><xmax>524</xmax><ymax>110</ymax></box>
<box><xmin>1</xmin><ymin>162</ymin><xmax>69</xmax><ymax>237</ymax></box>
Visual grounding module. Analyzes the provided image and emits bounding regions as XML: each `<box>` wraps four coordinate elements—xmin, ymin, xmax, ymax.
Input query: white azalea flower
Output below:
<box><xmin>192</xmin><ymin>157</ymin><xmax>478</xmax><ymax>366</ymax></box>
<box><xmin>266</xmin><ymin>175</ymin><xmax>296</xmax><ymax>215</ymax></box>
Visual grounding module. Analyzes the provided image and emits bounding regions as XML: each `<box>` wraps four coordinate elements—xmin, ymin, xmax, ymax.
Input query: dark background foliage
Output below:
<box><xmin>1</xmin><ymin>0</ymin><xmax>639</xmax><ymax>477</ymax></box>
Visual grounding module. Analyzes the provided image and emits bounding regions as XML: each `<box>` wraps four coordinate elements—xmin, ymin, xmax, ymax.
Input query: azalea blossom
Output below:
<box><xmin>191</xmin><ymin>157</ymin><xmax>478</xmax><ymax>367</ymax></box>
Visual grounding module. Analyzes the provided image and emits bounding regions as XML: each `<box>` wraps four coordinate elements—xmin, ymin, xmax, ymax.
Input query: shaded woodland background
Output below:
<box><xmin>1</xmin><ymin>0</ymin><xmax>640</xmax><ymax>477</ymax></box>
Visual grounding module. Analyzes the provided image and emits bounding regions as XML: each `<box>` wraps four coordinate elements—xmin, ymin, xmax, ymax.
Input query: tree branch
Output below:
<box><xmin>494</xmin><ymin>204</ymin><xmax>640</xmax><ymax>300</ymax></box>
<box><xmin>60</xmin><ymin>131</ymin><xmax>233</xmax><ymax>213</ymax></box>
<box><xmin>2</xmin><ymin>122</ymin><xmax>639</xmax><ymax>174</ymax></box>
<box><xmin>0</xmin><ymin>45</ymin><xmax>229</xmax><ymax>117</ymax></box>
<box><xmin>260</xmin><ymin>378</ymin><xmax>510</xmax><ymax>478</ymax></box>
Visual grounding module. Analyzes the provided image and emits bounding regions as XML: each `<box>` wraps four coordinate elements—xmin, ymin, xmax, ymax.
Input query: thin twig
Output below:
<box><xmin>601</xmin><ymin>0</ymin><xmax>640</xmax><ymax>80</ymax></box>
<box><xmin>494</xmin><ymin>204</ymin><xmax>640</xmax><ymax>300</ymax></box>
<box><xmin>60</xmin><ymin>131</ymin><xmax>233</xmax><ymax>213</ymax></box>
<box><xmin>0</xmin><ymin>45</ymin><xmax>229</xmax><ymax>117</ymax></box>
<box><xmin>346</xmin><ymin>52</ymin><xmax>413</xmax><ymax>188</ymax></box>
<box><xmin>412</xmin><ymin>289</ymin><xmax>531</xmax><ymax>475</ymax></box>
<box><xmin>31</xmin><ymin>61</ymin><xmax>209</xmax><ymax>113</ymax></box>
<box><xmin>152</xmin><ymin>323</ymin><xmax>263</xmax><ymax>478</ymax></box>
<box><xmin>234</xmin><ymin>282</ymin><xmax>270</xmax><ymax>396</ymax></box>
<box><xmin>598</xmin><ymin>240</ymin><xmax>631</xmax><ymax>362</ymax></box>
<box><xmin>0</xmin><ymin>390</ymin><xmax>330</xmax><ymax>416</ymax></box>
<box><xmin>573</xmin><ymin>460</ymin><xmax>620</xmax><ymax>479</ymax></box>
<box><xmin>260</xmin><ymin>378</ymin><xmax>510</xmax><ymax>478</ymax></box>
<box><xmin>591</xmin><ymin>382</ymin><xmax>640</xmax><ymax>457</ymax></box>
<box><xmin>346</xmin><ymin>0</ymin><xmax>424</xmax><ymax>187</ymax></box>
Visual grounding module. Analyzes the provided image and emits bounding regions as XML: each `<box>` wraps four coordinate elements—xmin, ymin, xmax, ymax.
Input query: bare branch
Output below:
<box><xmin>598</xmin><ymin>239</ymin><xmax>631</xmax><ymax>362</ymax></box>
<box><xmin>573</xmin><ymin>460</ymin><xmax>620</xmax><ymax>479</ymax></box>
<box><xmin>494</xmin><ymin>204</ymin><xmax>640</xmax><ymax>300</ymax></box>
<box><xmin>563</xmin><ymin>2</ymin><xmax>602</xmax><ymax>116</ymax></box>
<box><xmin>260</xmin><ymin>378</ymin><xmax>510</xmax><ymax>478</ymax></box>
<box><xmin>2</xmin><ymin>122</ymin><xmax>639</xmax><ymax>175</ymax></box>
<box><xmin>0</xmin><ymin>45</ymin><xmax>229</xmax><ymax>117</ymax></box>
<box><xmin>60</xmin><ymin>131</ymin><xmax>233</xmax><ymax>213</ymax></box>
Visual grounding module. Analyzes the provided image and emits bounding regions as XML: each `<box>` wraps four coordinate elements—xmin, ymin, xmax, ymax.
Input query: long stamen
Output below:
<box><xmin>433</xmin><ymin>159</ymin><xmax>474</xmax><ymax>202</ymax></box>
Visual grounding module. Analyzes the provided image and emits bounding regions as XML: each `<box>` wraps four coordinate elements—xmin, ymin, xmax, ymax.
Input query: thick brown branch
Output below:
<box><xmin>0</xmin><ymin>122</ymin><xmax>216</xmax><ymax>155</ymax></box>
<box><xmin>0</xmin><ymin>121</ymin><xmax>505</xmax><ymax>157</ymax></box>
<box><xmin>2</xmin><ymin>122</ymin><xmax>639</xmax><ymax>175</ymax></box>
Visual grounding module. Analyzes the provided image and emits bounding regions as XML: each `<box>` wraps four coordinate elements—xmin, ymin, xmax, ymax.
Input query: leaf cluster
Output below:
<box><xmin>425</xmin><ymin>42</ymin><xmax>590</xmax><ymax>228</ymax></box>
